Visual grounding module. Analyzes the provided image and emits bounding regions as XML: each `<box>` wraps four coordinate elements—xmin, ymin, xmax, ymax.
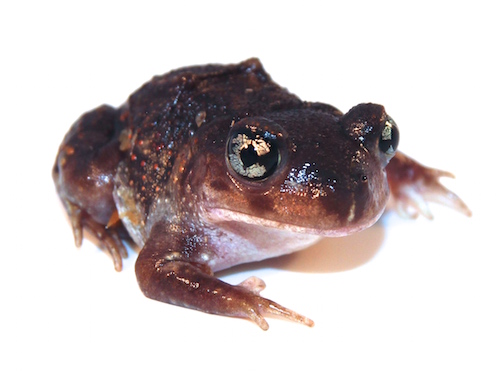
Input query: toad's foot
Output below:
<box><xmin>135</xmin><ymin>240</ymin><xmax>313</xmax><ymax>330</ymax></box>
<box><xmin>386</xmin><ymin>152</ymin><xmax>472</xmax><ymax>219</ymax></box>
<box><xmin>64</xmin><ymin>200</ymin><xmax>128</xmax><ymax>271</ymax></box>
<box><xmin>235</xmin><ymin>276</ymin><xmax>314</xmax><ymax>329</ymax></box>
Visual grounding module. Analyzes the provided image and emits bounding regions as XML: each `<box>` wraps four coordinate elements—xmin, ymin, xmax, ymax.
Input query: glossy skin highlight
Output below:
<box><xmin>53</xmin><ymin>58</ymin><xmax>471</xmax><ymax>330</ymax></box>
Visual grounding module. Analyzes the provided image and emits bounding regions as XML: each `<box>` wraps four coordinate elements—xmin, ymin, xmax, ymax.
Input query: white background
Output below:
<box><xmin>2</xmin><ymin>1</ymin><xmax>498</xmax><ymax>374</ymax></box>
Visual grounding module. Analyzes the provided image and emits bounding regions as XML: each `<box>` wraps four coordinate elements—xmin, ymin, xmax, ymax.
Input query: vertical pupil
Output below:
<box><xmin>240</xmin><ymin>146</ymin><xmax>259</xmax><ymax>168</ymax></box>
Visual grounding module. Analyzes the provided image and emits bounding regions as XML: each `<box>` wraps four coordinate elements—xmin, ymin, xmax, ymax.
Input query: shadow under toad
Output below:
<box><xmin>217</xmin><ymin>219</ymin><xmax>386</xmax><ymax>276</ymax></box>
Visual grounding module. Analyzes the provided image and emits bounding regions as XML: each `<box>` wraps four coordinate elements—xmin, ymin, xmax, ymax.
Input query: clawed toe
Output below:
<box><xmin>262</xmin><ymin>299</ymin><xmax>315</xmax><ymax>329</ymax></box>
<box><xmin>238</xmin><ymin>276</ymin><xmax>266</xmax><ymax>294</ymax></box>
<box><xmin>236</xmin><ymin>278</ymin><xmax>315</xmax><ymax>330</ymax></box>
<box><xmin>390</xmin><ymin>170</ymin><xmax>471</xmax><ymax>219</ymax></box>
<box><xmin>387</xmin><ymin>152</ymin><xmax>471</xmax><ymax>219</ymax></box>
<box><xmin>63</xmin><ymin>200</ymin><xmax>128</xmax><ymax>271</ymax></box>
<box><xmin>245</xmin><ymin>297</ymin><xmax>315</xmax><ymax>330</ymax></box>
<box><xmin>85</xmin><ymin>219</ymin><xmax>128</xmax><ymax>271</ymax></box>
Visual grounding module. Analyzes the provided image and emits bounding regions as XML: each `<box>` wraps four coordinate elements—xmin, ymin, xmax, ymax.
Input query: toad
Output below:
<box><xmin>53</xmin><ymin>58</ymin><xmax>471</xmax><ymax>330</ymax></box>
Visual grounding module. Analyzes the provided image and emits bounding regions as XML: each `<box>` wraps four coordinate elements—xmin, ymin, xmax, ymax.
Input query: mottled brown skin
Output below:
<box><xmin>53</xmin><ymin>58</ymin><xmax>470</xmax><ymax>330</ymax></box>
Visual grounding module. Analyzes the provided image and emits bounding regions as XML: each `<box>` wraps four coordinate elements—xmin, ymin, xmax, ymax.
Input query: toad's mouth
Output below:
<box><xmin>204</xmin><ymin>207</ymin><xmax>382</xmax><ymax>238</ymax></box>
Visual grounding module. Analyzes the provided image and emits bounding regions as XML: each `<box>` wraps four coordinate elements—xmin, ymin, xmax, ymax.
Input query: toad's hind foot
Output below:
<box><xmin>386</xmin><ymin>152</ymin><xmax>472</xmax><ymax>219</ymax></box>
<box><xmin>85</xmin><ymin>217</ymin><xmax>128</xmax><ymax>272</ymax></box>
<box><xmin>64</xmin><ymin>200</ymin><xmax>128</xmax><ymax>271</ymax></box>
<box><xmin>53</xmin><ymin>104</ymin><xmax>128</xmax><ymax>271</ymax></box>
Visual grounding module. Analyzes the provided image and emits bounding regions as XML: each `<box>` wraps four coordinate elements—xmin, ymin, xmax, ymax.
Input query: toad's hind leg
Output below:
<box><xmin>53</xmin><ymin>105</ymin><xmax>128</xmax><ymax>271</ymax></box>
<box><xmin>135</xmin><ymin>223</ymin><xmax>314</xmax><ymax>330</ymax></box>
<box><xmin>386</xmin><ymin>151</ymin><xmax>472</xmax><ymax>219</ymax></box>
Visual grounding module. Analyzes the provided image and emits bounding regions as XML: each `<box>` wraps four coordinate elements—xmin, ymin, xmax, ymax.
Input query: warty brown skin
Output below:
<box><xmin>53</xmin><ymin>58</ymin><xmax>471</xmax><ymax>330</ymax></box>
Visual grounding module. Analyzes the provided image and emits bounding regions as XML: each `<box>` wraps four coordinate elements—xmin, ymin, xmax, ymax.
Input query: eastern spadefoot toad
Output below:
<box><xmin>53</xmin><ymin>58</ymin><xmax>471</xmax><ymax>330</ymax></box>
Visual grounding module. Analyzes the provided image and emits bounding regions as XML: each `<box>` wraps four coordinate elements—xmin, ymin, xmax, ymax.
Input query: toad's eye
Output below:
<box><xmin>226</xmin><ymin>118</ymin><xmax>285</xmax><ymax>181</ymax></box>
<box><xmin>379</xmin><ymin>117</ymin><xmax>399</xmax><ymax>158</ymax></box>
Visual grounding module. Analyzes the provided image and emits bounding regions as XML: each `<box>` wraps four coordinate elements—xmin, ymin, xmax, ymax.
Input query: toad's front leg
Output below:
<box><xmin>135</xmin><ymin>223</ymin><xmax>314</xmax><ymax>330</ymax></box>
